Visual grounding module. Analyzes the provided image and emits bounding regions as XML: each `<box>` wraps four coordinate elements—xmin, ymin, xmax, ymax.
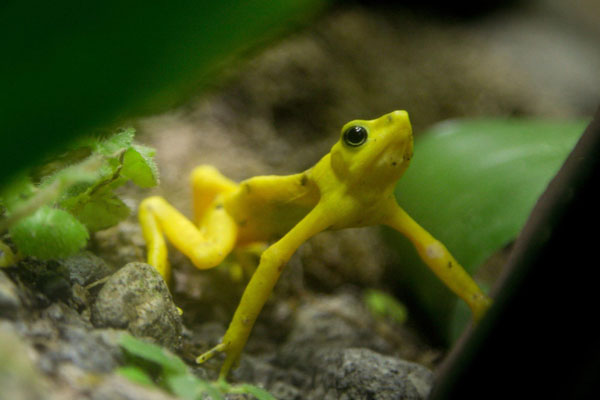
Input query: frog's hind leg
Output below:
<box><xmin>190</xmin><ymin>165</ymin><xmax>238</xmax><ymax>225</ymax></box>
<box><xmin>138</xmin><ymin>166</ymin><xmax>238</xmax><ymax>281</ymax></box>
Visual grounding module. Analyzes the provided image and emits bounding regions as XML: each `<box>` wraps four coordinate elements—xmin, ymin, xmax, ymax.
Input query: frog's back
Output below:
<box><xmin>223</xmin><ymin>171</ymin><xmax>320</xmax><ymax>244</ymax></box>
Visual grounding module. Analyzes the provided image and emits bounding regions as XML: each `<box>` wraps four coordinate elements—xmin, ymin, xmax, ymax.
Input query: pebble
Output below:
<box><xmin>0</xmin><ymin>270</ymin><xmax>21</xmax><ymax>319</ymax></box>
<box><xmin>91</xmin><ymin>262</ymin><xmax>182</xmax><ymax>351</ymax></box>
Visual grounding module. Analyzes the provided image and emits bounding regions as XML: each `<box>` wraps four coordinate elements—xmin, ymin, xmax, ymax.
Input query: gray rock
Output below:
<box><xmin>91</xmin><ymin>262</ymin><xmax>182</xmax><ymax>350</ymax></box>
<box><xmin>41</xmin><ymin>326</ymin><xmax>123</xmax><ymax>373</ymax></box>
<box><xmin>268</xmin><ymin>381</ymin><xmax>302</xmax><ymax>400</ymax></box>
<box><xmin>278</xmin><ymin>292</ymin><xmax>392</xmax><ymax>368</ymax></box>
<box><xmin>91</xmin><ymin>374</ymin><xmax>177</xmax><ymax>400</ymax></box>
<box><xmin>0</xmin><ymin>270</ymin><xmax>21</xmax><ymax>319</ymax></box>
<box><xmin>59</xmin><ymin>250</ymin><xmax>115</xmax><ymax>286</ymax></box>
<box><xmin>313</xmin><ymin>348</ymin><xmax>433</xmax><ymax>400</ymax></box>
<box><xmin>232</xmin><ymin>292</ymin><xmax>434</xmax><ymax>399</ymax></box>
<box><xmin>0</xmin><ymin>321</ymin><xmax>53</xmax><ymax>400</ymax></box>
<box><xmin>12</xmin><ymin>302</ymin><xmax>121</xmax><ymax>374</ymax></box>
<box><xmin>43</xmin><ymin>300</ymin><xmax>92</xmax><ymax>329</ymax></box>
<box><xmin>282</xmin><ymin>294</ymin><xmax>434</xmax><ymax>399</ymax></box>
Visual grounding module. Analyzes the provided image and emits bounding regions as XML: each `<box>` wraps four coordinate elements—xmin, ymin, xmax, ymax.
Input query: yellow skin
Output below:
<box><xmin>139</xmin><ymin>110</ymin><xmax>491</xmax><ymax>379</ymax></box>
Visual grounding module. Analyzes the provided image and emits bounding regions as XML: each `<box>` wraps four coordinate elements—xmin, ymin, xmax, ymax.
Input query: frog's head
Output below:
<box><xmin>330</xmin><ymin>110</ymin><xmax>413</xmax><ymax>190</ymax></box>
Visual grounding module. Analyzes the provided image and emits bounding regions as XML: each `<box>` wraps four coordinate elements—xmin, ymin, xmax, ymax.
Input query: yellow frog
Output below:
<box><xmin>139</xmin><ymin>110</ymin><xmax>491</xmax><ymax>379</ymax></box>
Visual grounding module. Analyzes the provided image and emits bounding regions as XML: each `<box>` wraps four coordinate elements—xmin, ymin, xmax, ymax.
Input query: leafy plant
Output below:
<box><xmin>386</xmin><ymin>118</ymin><xmax>587</xmax><ymax>343</ymax></box>
<box><xmin>0</xmin><ymin>128</ymin><xmax>158</xmax><ymax>265</ymax></box>
<box><xmin>363</xmin><ymin>288</ymin><xmax>408</xmax><ymax>325</ymax></box>
<box><xmin>118</xmin><ymin>334</ymin><xmax>276</xmax><ymax>400</ymax></box>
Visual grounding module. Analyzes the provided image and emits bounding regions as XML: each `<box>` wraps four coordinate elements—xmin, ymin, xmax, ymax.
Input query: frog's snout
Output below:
<box><xmin>385</xmin><ymin>110</ymin><xmax>410</xmax><ymax>125</ymax></box>
<box><xmin>384</xmin><ymin>110</ymin><xmax>413</xmax><ymax>155</ymax></box>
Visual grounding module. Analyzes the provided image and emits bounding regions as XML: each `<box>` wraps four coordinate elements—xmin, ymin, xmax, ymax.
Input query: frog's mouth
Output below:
<box><xmin>375</xmin><ymin>132</ymin><xmax>413</xmax><ymax>172</ymax></box>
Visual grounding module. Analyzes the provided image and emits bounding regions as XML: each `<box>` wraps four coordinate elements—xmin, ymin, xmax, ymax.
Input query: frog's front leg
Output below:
<box><xmin>382</xmin><ymin>202</ymin><xmax>492</xmax><ymax>321</ymax></box>
<box><xmin>197</xmin><ymin>205</ymin><xmax>332</xmax><ymax>379</ymax></box>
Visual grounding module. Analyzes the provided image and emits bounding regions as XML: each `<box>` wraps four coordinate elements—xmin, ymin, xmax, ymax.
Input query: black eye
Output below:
<box><xmin>342</xmin><ymin>125</ymin><xmax>368</xmax><ymax>147</ymax></box>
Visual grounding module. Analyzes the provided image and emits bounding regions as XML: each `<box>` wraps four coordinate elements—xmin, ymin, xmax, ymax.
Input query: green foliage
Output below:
<box><xmin>363</xmin><ymin>289</ymin><xmax>408</xmax><ymax>325</ymax></box>
<box><xmin>0</xmin><ymin>128</ymin><xmax>158</xmax><ymax>262</ymax></box>
<box><xmin>9</xmin><ymin>206</ymin><xmax>89</xmax><ymax>260</ymax></box>
<box><xmin>386</xmin><ymin>118</ymin><xmax>587</xmax><ymax>343</ymax></box>
<box><xmin>122</xmin><ymin>145</ymin><xmax>160</xmax><ymax>188</ymax></box>
<box><xmin>118</xmin><ymin>334</ymin><xmax>276</xmax><ymax>400</ymax></box>
<box><xmin>1</xmin><ymin>1</ymin><xmax>330</xmax><ymax>185</ymax></box>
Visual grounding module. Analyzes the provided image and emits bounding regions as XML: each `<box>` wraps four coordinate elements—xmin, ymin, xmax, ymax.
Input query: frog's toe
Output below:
<box><xmin>196</xmin><ymin>342</ymin><xmax>228</xmax><ymax>364</ymax></box>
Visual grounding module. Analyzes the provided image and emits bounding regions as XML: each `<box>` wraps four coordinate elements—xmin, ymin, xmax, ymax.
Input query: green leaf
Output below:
<box><xmin>363</xmin><ymin>289</ymin><xmax>408</xmax><ymax>325</ymax></box>
<box><xmin>94</xmin><ymin>128</ymin><xmax>135</xmax><ymax>156</ymax></box>
<box><xmin>237</xmin><ymin>384</ymin><xmax>278</xmax><ymax>400</ymax></box>
<box><xmin>116</xmin><ymin>366</ymin><xmax>156</xmax><ymax>387</ymax></box>
<box><xmin>9</xmin><ymin>205</ymin><xmax>89</xmax><ymax>259</ymax></box>
<box><xmin>166</xmin><ymin>374</ymin><xmax>225</xmax><ymax>400</ymax></box>
<box><xmin>121</xmin><ymin>144</ymin><xmax>159</xmax><ymax>188</ymax></box>
<box><xmin>119</xmin><ymin>334</ymin><xmax>188</xmax><ymax>375</ymax></box>
<box><xmin>387</xmin><ymin>118</ymin><xmax>587</xmax><ymax>343</ymax></box>
<box><xmin>68</xmin><ymin>189</ymin><xmax>130</xmax><ymax>232</ymax></box>
<box><xmin>164</xmin><ymin>374</ymin><xmax>200</xmax><ymax>400</ymax></box>
<box><xmin>1</xmin><ymin>1</ymin><xmax>329</xmax><ymax>187</ymax></box>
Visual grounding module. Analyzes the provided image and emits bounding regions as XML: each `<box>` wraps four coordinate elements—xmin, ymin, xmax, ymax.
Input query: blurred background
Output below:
<box><xmin>2</xmin><ymin>0</ymin><xmax>598</xmax><ymax>180</ymax></box>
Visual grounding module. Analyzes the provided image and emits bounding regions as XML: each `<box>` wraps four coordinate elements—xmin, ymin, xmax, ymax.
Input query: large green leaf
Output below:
<box><xmin>386</xmin><ymin>118</ymin><xmax>587</xmax><ymax>343</ymax></box>
<box><xmin>0</xmin><ymin>1</ymin><xmax>330</xmax><ymax>185</ymax></box>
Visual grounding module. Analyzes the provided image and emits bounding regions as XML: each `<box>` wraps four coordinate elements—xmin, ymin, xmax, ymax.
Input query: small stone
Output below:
<box><xmin>0</xmin><ymin>321</ymin><xmax>52</xmax><ymax>400</ymax></box>
<box><xmin>269</xmin><ymin>381</ymin><xmax>302</xmax><ymax>400</ymax></box>
<box><xmin>268</xmin><ymin>292</ymin><xmax>434</xmax><ymax>399</ymax></box>
<box><xmin>71</xmin><ymin>283</ymin><xmax>90</xmax><ymax>310</ymax></box>
<box><xmin>0</xmin><ymin>270</ymin><xmax>21</xmax><ymax>319</ymax></box>
<box><xmin>58</xmin><ymin>250</ymin><xmax>115</xmax><ymax>286</ymax></box>
<box><xmin>91</xmin><ymin>262</ymin><xmax>182</xmax><ymax>350</ymax></box>
<box><xmin>316</xmin><ymin>348</ymin><xmax>433</xmax><ymax>400</ymax></box>
<box><xmin>91</xmin><ymin>374</ymin><xmax>177</xmax><ymax>400</ymax></box>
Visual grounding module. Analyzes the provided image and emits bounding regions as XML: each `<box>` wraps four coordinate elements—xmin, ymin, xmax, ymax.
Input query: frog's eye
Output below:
<box><xmin>342</xmin><ymin>125</ymin><xmax>368</xmax><ymax>147</ymax></box>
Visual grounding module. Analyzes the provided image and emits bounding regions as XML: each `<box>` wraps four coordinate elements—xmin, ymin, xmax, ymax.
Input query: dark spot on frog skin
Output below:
<box><xmin>392</xmin><ymin>161</ymin><xmax>397</xmax><ymax>166</ymax></box>
<box><xmin>244</xmin><ymin>183</ymin><xmax>251</xmax><ymax>193</ymax></box>
<box><xmin>300</xmin><ymin>173</ymin><xmax>308</xmax><ymax>186</ymax></box>
<box><xmin>387</xmin><ymin>114</ymin><xmax>394</xmax><ymax>123</ymax></box>
<box><xmin>448</xmin><ymin>261</ymin><xmax>453</xmax><ymax>269</ymax></box>
<box><xmin>215</xmin><ymin>203</ymin><xmax>223</xmax><ymax>210</ymax></box>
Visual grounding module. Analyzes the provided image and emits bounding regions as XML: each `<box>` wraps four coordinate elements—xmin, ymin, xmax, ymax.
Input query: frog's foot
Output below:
<box><xmin>471</xmin><ymin>293</ymin><xmax>493</xmax><ymax>322</ymax></box>
<box><xmin>196</xmin><ymin>342</ymin><xmax>239</xmax><ymax>380</ymax></box>
<box><xmin>196</xmin><ymin>342</ymin><xmax>228</xmax><ymax>364</ymax></box>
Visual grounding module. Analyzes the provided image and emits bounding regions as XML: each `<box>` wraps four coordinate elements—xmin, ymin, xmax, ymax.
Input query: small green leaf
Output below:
<box><xmin>166</xmin><ymin>374</ymin><xmax>225</xmax><ymax>400</ymax></box>
<box><xmin>68</xmin><ymin>189</ymin><xmax>130</xmax><ymax>232</ymax></box>
<box><xmin>94</xmin><ymin>128</ymin><xmax>135</xmax><ymax>156</ymax></box>
<box><xmin>363</xmin><ymin>289</ymin><xmax>408</xmax><ymax>325</ymax></box>
<box><xmin>119</xmin><ymin>334</ymin><xmax>188</xmax><ymax>375</ymax></box>
<box><xmin>237</xmin><ymin>384</ymin><xmax>278</xmax><ymax>400</ymax></box>
<box><xmin>9</xmin><ymin>205</ymin><xmax>89</xmax><ymax>259</ymax></box>
<box><xmin>116</xmin><ymin>366</ymin><xmax>156</xmax><ymax>387</ymax></box>
<box><xmin>121</xmin><ymin>145</ymin><xmax>159</xmax><ymax>188</ymax></box>
<box><xmin>164</xmin><ymin>374</ymin><xmax>199</xmax><ymax>400</ymax></box>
